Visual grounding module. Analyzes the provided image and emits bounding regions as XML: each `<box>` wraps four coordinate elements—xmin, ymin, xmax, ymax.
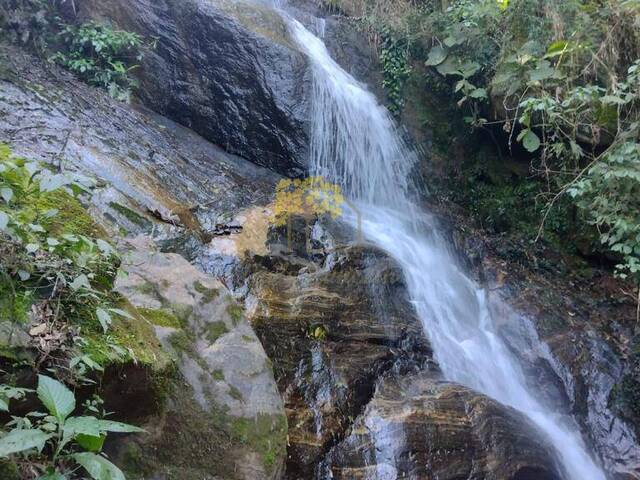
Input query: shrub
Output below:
<box><xmin>50</xmin><ymin>21</ymin><xmax>144</xmax><ymax>101</ymax></box>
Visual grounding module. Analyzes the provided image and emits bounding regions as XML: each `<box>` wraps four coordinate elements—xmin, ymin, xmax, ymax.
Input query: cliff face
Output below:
<box><xmin>1</xmin><ymin>0</ymin><xmax>639</xmax><ymax>479</ymax></box>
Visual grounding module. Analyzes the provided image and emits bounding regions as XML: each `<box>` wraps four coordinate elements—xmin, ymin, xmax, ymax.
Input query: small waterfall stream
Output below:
<box><xmin>274</xmin><ymin>7</ymin><xmax>607</xmax><ymax>479</ymax></box>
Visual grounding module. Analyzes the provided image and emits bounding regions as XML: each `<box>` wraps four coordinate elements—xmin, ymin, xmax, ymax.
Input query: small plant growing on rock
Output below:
<box><xmin>50</xmin><ymin>21</ymin><xmax>144</xmax><ymax>102</ymax></box>
<box><xmin>0</xmin><ymin>375</ymin><xmax>143</xmax><ymax>479</ymax></box>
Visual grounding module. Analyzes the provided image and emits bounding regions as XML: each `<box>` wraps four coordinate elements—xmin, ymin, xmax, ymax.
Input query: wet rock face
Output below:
<box><xmin>240</xmin><ymin>219</ymin><xmax>433</xmax><ymax>478</ymax></box>
<box><xmin>450</xmin><ymin>223</ymin><xmax>640</xmax><ymax>479</ymax></box>
<box><xmin>0</xmin><ymin>44</ymin><xmax>280</xmax><ymax>242</ymax></box>
<box><xmin>72</xmin><ymin>0</ymin><xmax>311</xmax><ymax>177</ymax></box>
<box><xmin>112</xmin><ymin>237</ymin><xmax>287</xmax><ymax>480</ymax></box>
<box><xmin>322</xmin><ymin>372</ymin><xmax>563</xmax><ymax>480</ymax></box>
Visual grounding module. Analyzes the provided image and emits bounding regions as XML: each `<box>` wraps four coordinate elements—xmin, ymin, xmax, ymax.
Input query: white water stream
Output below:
<box><xmin>277</xmin><ymin>12</ymin><xmax>608</xmax><ymax>480</ymax></box>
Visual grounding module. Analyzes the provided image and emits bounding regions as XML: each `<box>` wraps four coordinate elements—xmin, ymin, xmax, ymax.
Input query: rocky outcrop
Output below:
<box><xmin>0</xmin><ymin>43</ymin><xmax>280</xmax><ymax>242</ymax></box>
<box><xmin>240</xmin><ymin>220</ymin><xmax>433</xmax><ymax>478</ymax></box>
<box><xmin>108</xmin><ymin>236</ymin><xmax>286</xmax><ymax>479</ymax></box>
<box><xmin>68</xmin><ymin>0</ymin><xmax>311</xmax><ymax>177</ymax></box>
<box><xmin>449</xmin><ymin>215</ymin><xmax>640</xmax><ymax>479</ymax></box>
<box><xmin>322</xmin><ymin>371</ymin><xmax>562</xmax><ymax>480</ymax></box>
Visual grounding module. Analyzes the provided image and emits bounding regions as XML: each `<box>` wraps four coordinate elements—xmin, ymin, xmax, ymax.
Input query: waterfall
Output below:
<box><xmin>280</xmin><ymin>11</ymin><xmax>606</xmax><ymax>480</ymax></box>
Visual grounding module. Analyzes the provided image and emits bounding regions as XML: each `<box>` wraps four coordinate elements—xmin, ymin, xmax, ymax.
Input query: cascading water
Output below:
<box><xmin>279</xmin><ymin>11</ymin><xmax>608</xmax><ymax>480</ymax></box>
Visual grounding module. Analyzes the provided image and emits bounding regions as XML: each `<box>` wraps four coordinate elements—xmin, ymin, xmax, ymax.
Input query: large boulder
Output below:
<box><xmin>321</xmin><ymin>371</ymin><xmax>563</xmax><ymax>480</ymax></box>
<box><xmin>71</xmin><ymin>0</ymin><xmax>311</xmax><ymax>177</ymax></box>
<box><xmin>109</xmin><ymin>236</ymin><xmax>287</xmax><ymax>479</ymax></box>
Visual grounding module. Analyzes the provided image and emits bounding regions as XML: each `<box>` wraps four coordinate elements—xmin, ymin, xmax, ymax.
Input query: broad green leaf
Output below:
<box><xmin>436</xmin><ymin>57</ymin><xmax>461</xmax><ymax>76</ymax></box>
<box><xmin>96</xmin><ymin>308</ymin><xmax>112</xmax><ymax>333</ymax></box>
<box><xmin>108</xmin><ymin>308</ymin><xmax>135</xmax><ymax>320</ymax></box>
<box><xmin>0</xmin><ymin>428</ymin><xmax>52</xmax><ymax>456</ymax></box>
<box><xmin>469</xmin><ymin>88</ymin><xmax>487</xmax><ymax>99</ymax></box>
<box><xmin>73</xmin><ymin>452</ymin><xmax>126</xmax><ymax>480</ymax></box>
<box><xmin>529</xmin><ymin>64</ymin><xmax>556</xmax><ymax>82</ymax></box>
<box><xmin>518</xmin><ymin>129</ymin><xmax>541</xmax><ymax>152</ymax></box>
<box><xmin>64</xmin><ymin>416</ymin><xmax>102</xmax><ymax>438</ymax></box>
<box><xmin>425</xmin><ymin>46</ymin><xmax>447</xmax><ymax>66</ymax></box>
<box><xmin>37</xmin><ymin>375</ymin><xmax>76</xmax><ymax>421</ymax></box>
<box><xmin>97</xmin><ymin>419</ymin><xmax>144</xmax><ymax>433</ymax></box>
<box><xmin>76</xmin><ymin>433</ymin><xmax>106</xmax><ymax>452</ymax></box>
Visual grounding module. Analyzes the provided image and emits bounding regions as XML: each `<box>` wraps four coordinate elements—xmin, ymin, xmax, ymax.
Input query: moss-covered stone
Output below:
<box><xmin>226</xmin><ymin>302</ymin><xmax>244</xmax><ymax>326</ymax></box>
<box><xmin>34</xmin><ymin>189</ymin><xmax>107</xmax><ymax>238</ymax></box>
<box><xmin>138</xmin><ymin>307</ymin><xmax>182</xmax><ymax>329</ymax></box>
<box><xmin>204</xmin><ymin>321</ymin><xmax>228</xmax><ymax>343</ymax></box>
<box><xmin>108</xmin><ymin>202</ymin><xmax>153</xmax><ymax>230</ymax></box>
<box><xmin>230</xmin><ymin>413</ymin><xmax>288</xmax><ymax>474</ymax></box>
<box><xmin>194</xmin><ymin>280</ymin><xmax>219</xmax><ymax>303</ymax></box>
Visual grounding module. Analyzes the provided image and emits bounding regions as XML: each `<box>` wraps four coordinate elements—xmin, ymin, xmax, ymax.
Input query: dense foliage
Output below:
<box><xmin>0</xmin><ymin>1</ymin><xmax>145</xmax><ymax>101</ymax></box>
<box><xmin>0</xmin><ymin>145</ymin><xmax>142</xmax><ymax>479</ymax></box>
<box><xmin>335</xmin><ymin>0</ymin><xmax>640</xmax><ymax>291</ymax></box>
<box><xmin>50</xmin><ymin>22</ymin><xmax>144</xmax><ymax>101</ymax></box>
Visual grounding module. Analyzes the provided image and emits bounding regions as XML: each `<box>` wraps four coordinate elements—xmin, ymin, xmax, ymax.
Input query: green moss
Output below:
<box><xmin>230</xmin><ymin>413</ymin><xmax>287</xmax><ymax>474</ymax></box>
<box><xmin>226</xmin><ymin>302</ymin><xmax>244</xmax><ymax>326</ymax></box>
<box><xmin>34</xmin><ymin>189</ymin><xmax>106</xmax><ymax>238</ymax></box>
<box><xmin>138</xmin><ymin>307</ymin><xmax>182</xmax><ymax>329</ymax></box>
<box><xmin>204</xmin><ymin>321</ymin><xmax>228</xmax><ymax>343</ymax></box>
<box><xmin>0</xmin><ymin>287</ymin><xmax>32</xmax><ymax>325</ymax></box>
<box><xmin>194</xmin><ymin>280</ymin><xmax>219</xmax><ymax>303</ymax></box>
<box><xmin>228</xmin><ymin>385</ymin><xmax>243</xmax><ymax>401</ymax></box>
<box><xmin>0</xmin><ymin>459</ymin><xmax>20</xmax><ymax>480</ymax></box>
<box><xmin>168</xmin><ymin>330</ymin><xmax>197</xmax><ymax>357</ymax></box>
<box><xmin>84</xmin><ymin>299</ymin><xmax>171</xmax><ymax>369</ymax></box>
<box><xmin>108</xmin><ymin>202</ymin><xmax>152</xmax><ymax>230</ymax></box>
<box><xmin>212</xmin><ymin>369</ymin><xmax>225</xmax><ymax>381</ymax></box>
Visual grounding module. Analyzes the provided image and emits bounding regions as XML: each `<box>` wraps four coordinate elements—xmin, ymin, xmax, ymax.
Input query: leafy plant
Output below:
<box><xmin>0</xmin><ymin>145</ymin><xmax>133</xmax><ymax>380</ymax></box>
<box><xmin>50</xmin><ymin>21</ymin><xmax>144</xmax><ymax>102</ymax></box>
<box><xmin>0</xmin><ymin>375</ymin><xmax>143</xmax><ymax>479</ymax></box>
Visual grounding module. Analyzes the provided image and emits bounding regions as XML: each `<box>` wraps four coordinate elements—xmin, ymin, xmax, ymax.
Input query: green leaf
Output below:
<box><xmin>73</xmin><ymin>452</ymin><xmax>126</xmax><ymax>480</ymax></box>
<box><xmin>529</xmin><ymin>64</ymin><xmax>556</xmax><ymax>82</ymax></box>
<box><xmin>519</xmin><ymin>129</ymin><xmax>541</xmax><ymax>152</ymax></box>
<box><xmin>76</xmin><ymin>433</ymin><xmax>106</xmax><ymax>452</ymax></box>
<box><xmin>96</xmin><ymin>308</ymin><xmax>112</xmax><ymax>333</ymax></box>
<box><xmin>108</xmin><ymin>308</ymin><xmax>134</xmax><ymax>320</ymax></box>
<box><xmin>0</xmin><ymin>429</ymin><xmax>52</xmax><ymax>456</ymax></box>
<box><xmin>469</xmin><ymin>88</ymin><xmax>487</xmax><ymax>99</ymax></box>
<box><xmin>425</xmin><ymin>46</ymin><xmax>447</xmax><ymax>66</ymax></box>
<box><xmin>64</xmin><ymin>416</ymin><xmax>102</xmax><ymax>438</ymax></box>
<box><xmin>37</xmin><ymin>375</ymin><xmax>76</xmax><ymax>422</ymax></box>
<box><xmin>97</xmin><ymin>420</ymin><xmax>144</xmax><ymax>433</ymax></box>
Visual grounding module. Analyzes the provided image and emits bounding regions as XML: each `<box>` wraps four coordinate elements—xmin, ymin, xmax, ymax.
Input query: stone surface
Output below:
<box><xmin>0</xmin><ymin>43</ymin><xmax>280</xmax><ymax>243</ymax></box>
<box><xmin>70</xmin><ymin>0</ymin><xmax>311</xmax><ymax>177</ymax></box>
<box><xmin>236</xmin><ymin>217</ymin><xmax>433</xmax><ymax>478</ymax></box>
<box><xmin>448</xmin><ymin>214</ymin><xmax>640</xmax><ymax>479</ymax></box>
<box><xmin>321</xmin><ymin>371</ymin><xmax>563</xmax><ymax>480</ymax></box>
<box><xmin>111</xmin><ymin>236</ymin><xmax>287</xmax><ymax>480</ymax></box>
